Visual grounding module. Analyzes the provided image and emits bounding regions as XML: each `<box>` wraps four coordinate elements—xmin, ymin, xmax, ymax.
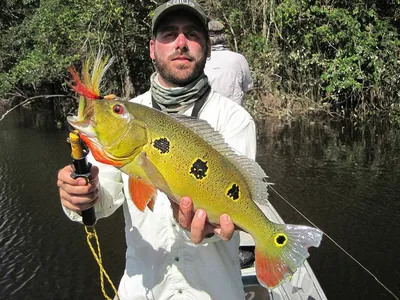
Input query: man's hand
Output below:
<box><xmin>57</xmin><ymin>165</ymin><xmax>100</xmax><ymax>212</ymax></box>
<box><xmin>172</xmin><ymin>196</ymin><xmax>235</xmax><ymax>244</ymax></box>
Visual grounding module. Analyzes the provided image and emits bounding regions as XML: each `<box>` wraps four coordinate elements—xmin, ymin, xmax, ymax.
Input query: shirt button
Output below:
<box><xmin>175</xmin><ymin>257</ymin><xmax>180</xmax><ymax>262</ymax></box>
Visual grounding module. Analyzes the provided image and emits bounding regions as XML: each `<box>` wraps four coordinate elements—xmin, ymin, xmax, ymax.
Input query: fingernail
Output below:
<box><xmin>77</xmin><ymin>179</ymin><xmax>87</xmax><ymax>186</ymax></box>
<box><xmin>221</xmin><ymin>214</ymin><xmax>231</xmax><ymax>223</ymax></box>
<box><xmin>181</xmin><ymin>197</ymin><xmax>191</xmax><ymax>208</ymax></box>
<box><xmin>196</xmin><ymin>209</ymin><xmax>205</xmax><ymax>219</ymax></box>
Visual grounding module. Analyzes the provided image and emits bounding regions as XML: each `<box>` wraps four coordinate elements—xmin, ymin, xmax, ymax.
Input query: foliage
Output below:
<box><xmin>0</xmin><ymin>0</ymin><xmax>154</xmax><ymax>105</ymax></box>
<box><xmin>204</xmin><ymin>0</ymin><xmax>400</xmax><ymax>118</ymax></box>
<box><xmin>274</xmin><ymin>2</ymin><xmax>400</xmax><ymax>112</ymax></box>
<box><xmin>1</xmin><ymin>0</ymin><xmax>399</xmax><ymax>119</ymax></box>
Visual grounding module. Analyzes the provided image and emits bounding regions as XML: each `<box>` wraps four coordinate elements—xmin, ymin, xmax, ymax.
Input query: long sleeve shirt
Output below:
<box><xmin>205</xmin><ymin>46</ymin><xmax>253</xmax><ymax>106</ymax></box>
<box><xmin>64</xmin><ymin>89</ymin><xmax>257</xmax><ymax>300</ymax></box>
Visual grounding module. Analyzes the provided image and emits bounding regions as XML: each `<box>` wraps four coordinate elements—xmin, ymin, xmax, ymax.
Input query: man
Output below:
<box><xmin>204</xmin><ymin>20</ymin><xmax>253</xmax><ymax>106</ymax></box>
<box><xmin>57</xmin><ymin>1</ymin><xmax>257</xmax><ymax>299</ymax></box>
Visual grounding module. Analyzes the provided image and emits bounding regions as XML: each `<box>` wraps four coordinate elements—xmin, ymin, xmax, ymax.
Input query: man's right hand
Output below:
<box><xmin>57</xmin><ymin>165</ymin><xmax>100</xmax><ymax>212</ymax></box>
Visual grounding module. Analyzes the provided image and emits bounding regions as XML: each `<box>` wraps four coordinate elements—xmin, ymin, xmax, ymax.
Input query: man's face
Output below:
<box><xmin>150</xmin><ymin>11</ymin><xmax>210</xmax><ymax>88</ymax></box>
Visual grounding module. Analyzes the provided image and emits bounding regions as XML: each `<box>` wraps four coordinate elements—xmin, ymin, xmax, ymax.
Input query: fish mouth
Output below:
<box><xmin>67</xmin><ymin>97</ymin><xmax>96</xmax><ymax>135</ymax></box>
<box><xmin>67</xmin><ymin>115</ymin><xmax>96</xmax><ymax>138</ymax></box>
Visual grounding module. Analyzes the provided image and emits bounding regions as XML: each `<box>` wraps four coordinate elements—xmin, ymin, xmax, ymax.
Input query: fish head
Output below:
<box><xmin>68</xmin><ymin>99</ymin><xmax>148</xmax><ymax>167</ymax></box>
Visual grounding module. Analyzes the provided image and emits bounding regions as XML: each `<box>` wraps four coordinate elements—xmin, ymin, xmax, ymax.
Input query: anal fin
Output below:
<box><xmin>128</xmin><ymin>176</ymin><xmax>157</xmax><ymax>212</ymax></box>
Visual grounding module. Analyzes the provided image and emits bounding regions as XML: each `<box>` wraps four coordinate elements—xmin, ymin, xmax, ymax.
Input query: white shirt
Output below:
<box><xmin>64</xmin><ymin>90</ymin><xmax>257</xmax><ymax>300</ymax></box>
<box><xmin>205</xmin><ymin>47</ymin><xmax>253</xmax><ymax>106</ymax></box>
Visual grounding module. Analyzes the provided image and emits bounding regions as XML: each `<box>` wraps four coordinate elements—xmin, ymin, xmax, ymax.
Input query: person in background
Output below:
<box><xmin>57</xmin><ymin>1</ymin><xmax>257</xmax><ymax>299</ymax></box>
<box><xmin>204</xmin><ymin>20</ymin><xmax>253</xmax><ymax>106</ymax></box>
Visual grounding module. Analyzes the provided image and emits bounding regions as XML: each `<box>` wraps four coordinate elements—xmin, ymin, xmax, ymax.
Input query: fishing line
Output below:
<box><xmin>268</xmin><ymin>185</ymin><xmax>399</xmax><ymax>300</ymax></box>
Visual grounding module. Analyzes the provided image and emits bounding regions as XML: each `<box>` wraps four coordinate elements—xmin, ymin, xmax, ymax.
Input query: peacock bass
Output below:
<box><xmin>66</xmin><ymin>56</ymin><xmax>323</xmax><ymax>289</ymax></box>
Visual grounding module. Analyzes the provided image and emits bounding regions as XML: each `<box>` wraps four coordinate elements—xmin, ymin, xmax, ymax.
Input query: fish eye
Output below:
<box><xmin>113</xmin><ymin>104</ymin><xmax>124</xmax><ymax>114</ymax></box>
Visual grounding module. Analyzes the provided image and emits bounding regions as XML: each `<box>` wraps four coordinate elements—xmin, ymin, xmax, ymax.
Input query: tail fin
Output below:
<box><xmin>254</xmin><ymin>224</ymin><xmax>323</xmax><ymax>288</ymax></box>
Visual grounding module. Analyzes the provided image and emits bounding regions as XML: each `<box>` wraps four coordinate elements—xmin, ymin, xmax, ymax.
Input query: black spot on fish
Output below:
<box><xmin>153</xmin><ymin>138</ymin><xmax>170</xmax><ymax>154</ymax></box>
<box><xmin>190</xmin><ymin>159</ymin><xmax>208</xmax><ymax>180</ymax></box>
<box><xmin>227</xmin><ymin>184</ymin><xmax>240</xmax><ymax>200</ymax></box>
<box><xmin>276</xmin><ymin>234</ymin><xmax>286</xmax><ymax>245</ymax></box>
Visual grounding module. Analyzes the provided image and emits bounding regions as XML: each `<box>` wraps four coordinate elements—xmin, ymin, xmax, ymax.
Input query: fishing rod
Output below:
<box><xmin>268</xmin><ymin>185</ymin><xmax>399</xmax><ymax>300</ymax></box>
<box><xmin>69</xmin><ymin>130</ymin><xmax>97</xmax><ymax>226</ymax></box>
<box><xmin>68</xmin><ymin>129</ymin><xmax>119</xmax><ymax>300</ymax></box>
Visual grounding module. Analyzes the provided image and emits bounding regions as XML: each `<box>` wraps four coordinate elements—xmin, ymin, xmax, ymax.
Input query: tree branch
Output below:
<box><xmin>0</xmin><ymin>94</ymin><xmax>71</xmax><ymax>122</ymax></box>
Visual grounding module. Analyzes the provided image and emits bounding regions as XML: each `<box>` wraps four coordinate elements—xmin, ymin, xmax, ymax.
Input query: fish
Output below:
<box><xmin>66</xmin><ymin>56</ymin><xmax>323</xmax><ymax>289</ymax></box>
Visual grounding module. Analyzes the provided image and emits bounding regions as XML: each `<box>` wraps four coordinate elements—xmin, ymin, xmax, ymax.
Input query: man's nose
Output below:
<box><xmin>176</xmin><ymin>33</ymin><xmax>188</xmax><ymax>50</ymax></box>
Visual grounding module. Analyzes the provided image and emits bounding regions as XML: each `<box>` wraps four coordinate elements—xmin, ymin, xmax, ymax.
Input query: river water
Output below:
<box><xmin>0</xmin><ymin>108</ymin><xmax>399</xmax><ymax>300</ymax></box>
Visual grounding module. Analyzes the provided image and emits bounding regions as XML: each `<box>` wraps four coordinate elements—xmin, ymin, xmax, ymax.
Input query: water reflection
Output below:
<box><xmin>256</xmin><ymin>117</ymin><xmax>400</xmax><ymax>300</ymax></box>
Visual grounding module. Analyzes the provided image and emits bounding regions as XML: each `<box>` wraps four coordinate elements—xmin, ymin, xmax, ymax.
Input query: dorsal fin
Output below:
<box><xmin>170</xmin><ymin>114</ymin><xmax>269</xmax><ymax>205</ymax></box>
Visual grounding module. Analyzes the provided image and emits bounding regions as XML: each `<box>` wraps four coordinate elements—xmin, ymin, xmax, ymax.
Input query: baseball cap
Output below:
<box><xmin>208</xmin><ymin>20</ymin><xmax>225</xmax><ymax>36</ymax></box>
<box><xmin>151</xmin><ymin>1</ymin><xmax>209</xmax><ymax>34</ymax></box>
<box><xmin>208</xmin><ymin>20</ymin><xmax>224</xmax><ymax>32</ymax></box>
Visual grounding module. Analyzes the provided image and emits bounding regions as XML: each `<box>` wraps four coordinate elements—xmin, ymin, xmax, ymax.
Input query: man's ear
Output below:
<box><xmin>150</xmin><ymin>39</ymin><xmax>155</xmax><ymax>60</ymax></box>
<box><xmin>206</xmin><ymin>38</ymin><xmax>211</xmax><ymax>57</ymax></box>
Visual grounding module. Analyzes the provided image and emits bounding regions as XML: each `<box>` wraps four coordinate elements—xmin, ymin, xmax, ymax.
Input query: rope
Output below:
<box><xmin>84</xmin><ymin>226</ymin><xmax>120</xmax><ymax>300</ymax></box>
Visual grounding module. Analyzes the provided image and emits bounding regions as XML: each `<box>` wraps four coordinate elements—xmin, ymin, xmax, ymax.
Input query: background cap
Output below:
<box><xmin>152</xmin><ymin>1</ymin><xmax>208</xmax><ymax>34</ymax></box>
<box><xmin>208</xmin><ymin>20</ymin><xmax>225</xmax><ymax>32</ymax></box>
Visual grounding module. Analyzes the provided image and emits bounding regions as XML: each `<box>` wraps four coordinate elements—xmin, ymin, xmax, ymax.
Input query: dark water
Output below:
<box><xmin>0</xmin><ymin>108</ymin><xmax>125</xmax><ymax>299</ymax></box>
<box><xmin>256</xmin><ymin>118</ymin><xmax>400</xmax><ymax>300</ymax></box>
<box><xmin>0</xmin><ymin>108</ymin><xmax>399</xmax><ymax>299</ymax></box>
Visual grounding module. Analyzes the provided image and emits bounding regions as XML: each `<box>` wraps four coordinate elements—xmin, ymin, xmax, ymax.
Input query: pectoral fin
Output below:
<box><xmin>138</xmin><ymin>152</ymin><xmax>176</xmax><ymax>201</ymax></box>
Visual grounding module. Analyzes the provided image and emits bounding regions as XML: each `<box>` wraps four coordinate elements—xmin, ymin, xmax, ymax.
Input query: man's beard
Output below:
<box><xmin>154</xmin><ymin>51</ymin><xmax>207</xmax><ymax>86</ymax></box>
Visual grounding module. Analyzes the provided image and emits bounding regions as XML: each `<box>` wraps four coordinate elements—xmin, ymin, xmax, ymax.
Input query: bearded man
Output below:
<box><xmin>57</xmin><ymin>1</ymin><xmax>256</xmax><ymax>299</ymax></box>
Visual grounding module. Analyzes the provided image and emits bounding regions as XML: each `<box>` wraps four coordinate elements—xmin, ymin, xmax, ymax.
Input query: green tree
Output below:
<box><xmin>0</xmin><ymin>0</ymin><xmax>154</xmax><ymax>106</ymax></box>
<box><xmin>1</xmin><ymin>0</ymin><xmax>399</xmax><ymax>119</ymax></box>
